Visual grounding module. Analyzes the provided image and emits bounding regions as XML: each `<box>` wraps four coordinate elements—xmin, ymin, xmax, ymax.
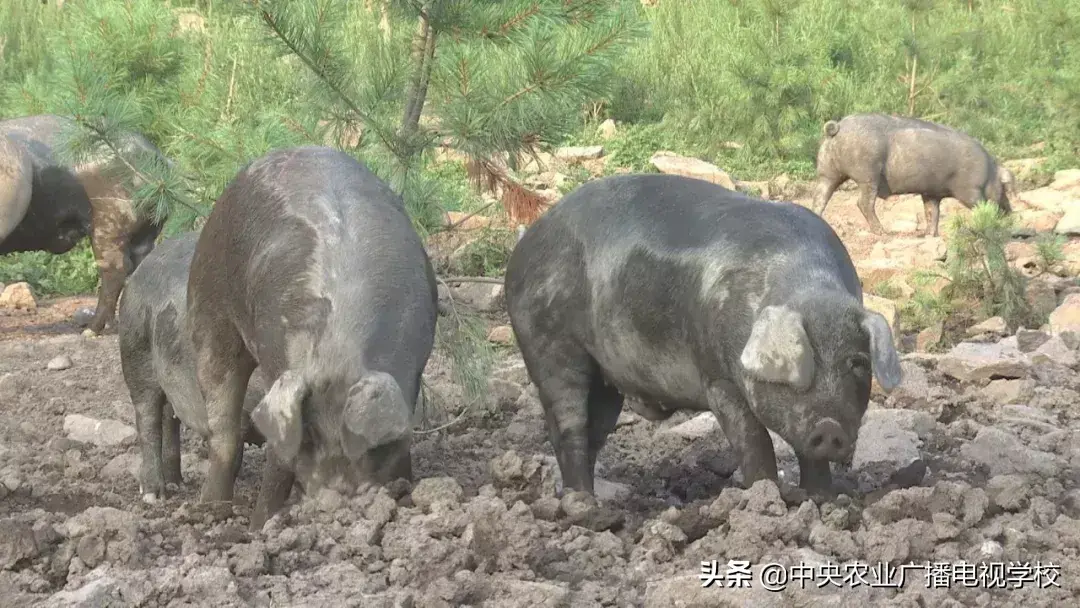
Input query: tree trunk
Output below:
<box><xmin>401</xmin><ymin>14</ymin><xmax>437</xmax><ymax>137</ymax></box>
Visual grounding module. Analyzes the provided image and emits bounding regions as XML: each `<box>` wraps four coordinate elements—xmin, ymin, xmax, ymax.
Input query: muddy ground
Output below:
<box><xmin>1</xmin><ymin>187</ymin><xmax>1079</xmax><ymax>607</ymax></box>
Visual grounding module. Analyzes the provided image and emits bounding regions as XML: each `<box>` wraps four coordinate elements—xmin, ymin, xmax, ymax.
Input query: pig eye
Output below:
<box><xmin>848</xmin><ymin>354</ymin><xmax>871</xmax><ymax>376</ymax></box>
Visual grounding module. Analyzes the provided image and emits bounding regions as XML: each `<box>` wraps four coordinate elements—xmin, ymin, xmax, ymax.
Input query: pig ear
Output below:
<box><xmin>251</xmin><ymin>370</ymin><xmax>308</xmax><ymax>464</ymax></box>
<box><xmin>341</xmin><ymin>371</ymin><xmax>412</xmax><ymax>462</ymax></box>
<box><xmin>740</xmin><ymin>305</ymin><xmax>815</xmax><ymax>391</ymax></box>
<box><xmin>999</xmin><ymin>166</ymin><xmax>1015</xmax><ymax>185</ymax></box>
<box><xmin>861</xmin><ymin>311</ymin><xmax>903</xmax><ymax>392</ymax></box>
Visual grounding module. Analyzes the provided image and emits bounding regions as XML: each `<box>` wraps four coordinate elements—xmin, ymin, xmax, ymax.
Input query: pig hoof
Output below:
<box><xmin>165</xmin><ymin>482</ymin><xmax>182</xmax><ymax>494</ymax></box>
<box><xmin>141</xmin><ymin>492</ymin><xmax>160</xmax><ymax>505</ymax></box>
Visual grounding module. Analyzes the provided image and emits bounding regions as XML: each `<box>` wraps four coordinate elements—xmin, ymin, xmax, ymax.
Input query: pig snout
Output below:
<box><xmin>805</xmin><ymin>417</ymin><xmax>851</xmax><ymax>461</ymax></box>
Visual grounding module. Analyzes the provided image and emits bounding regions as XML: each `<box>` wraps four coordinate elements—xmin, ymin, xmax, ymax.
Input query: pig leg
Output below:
<box><xmin>922</xmin><ymin>197</ymin><xmax>942</xmax><ymax>238</ymax></box>
<box><xmin>811</xmin><ymin>176</ymin><xmax>845</xmax><ymax>216</ymax></box>
<box><xmin>855</xmin><ymin>182</ymin><xmax>885</xmax><ymax>234</ymax></box>
<box><xmin>86</xmin><ymin>198</ymin><xmax>135</xmax><ymax>335</ymax></box>
<box><xmin>707</xmin><ymin>382</ymin><xmax>778</xmax><ymax>486</ymax></box>
<box><xmin>161</xmin><ymin>401</ymin><xmax>183</xmax><ymax>488</ymax></box>
<box><xmin>585</xmin><ymin>375</ymin><xmax>625</xmax><ymax>476</ymax></box>
<box><xmin>131</xmin><ymin>385</ymin><xmax>167</xmax><ymax>502</ymax></box>
<box><xmin>192</xmin><ymin>325</ymin><xmax>257</xmax><ymax>504</ymax></box>
<box><xmin>249</xmin><ymin>452</ymin><xmax>295</xmax><ymax>531</ymax></box>
<box><xmin>526</xmin><ymin>346</ymin><xmax>598</xmax><ymax>494</ymax></box>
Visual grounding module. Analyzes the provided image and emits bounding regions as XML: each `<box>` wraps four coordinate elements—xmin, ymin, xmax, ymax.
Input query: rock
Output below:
<box><xmin>100</xmin><ymin>453</ymin><xmax>140</xmax><ymax>481</ymax></box>
<box><xmin>72</xmin><ymin>307</ymin><xmax>96</xmax><ymax>328</ymax></box>
<box><xmin>1055</xmin><ymin>208</ymin><xmax>1080</xmax><ymax>236</ymax></box>
<box><xmin>45</xmin><ymin>576</ymin><xmax>123</xmax><ymax>607</ymax></box>
<box><xmin>450</xmin><ymin>281</ymin><xmax>505</xmax><ymax>312</ymax></box>
<box><xmin>597</xmin><ymin>119</ymin><xmax>617</xmax><ymax>140</ymax></box>
<box><xmin>0</xmin><ymin>518</ymin><xmax>39</xmax><ymax>569</ymax></box>
<box><xmin>62</xmin><ymin>415</ymin><xmax>137</xmax><ymax>447</ymax></box>
<box><xmin>595</xmin><ymin>478</ymin><xmax>632</xmax><ymax>503</ymax></box>
<box><xmin>960</xmin><ymin>427</ymin><xmax>1059</xmax><ymax>477</ymax></box>
<box><xmin>660</xmin><ymin>412</ymin><xmax>718</xmax><ymax>440</ymax></box>
<box><xmin>1028</xmin><ymin>334</ymin><xmax>1078</xmax><ymax>367</ymax></box>
<box><xmin>987</xmin><ymin>475</ymin><xmax>1030</xmax><ymax>511</ymax></box>
<box><xmin>1013</xmin><ymin>208</ymin><xmax>1062</xmax><ymax>235</ymax></box>
<box><xmin>850</xmin><ymin>409</ymin><xmax>931</xmax><ymax>490</ymax></box>
<box><xmin>1015</xmin><ymin>328</ymin><xmax>1051</xmax><ymax>352</ymax></box>
<box><xmin>966</xmin><ymin>316</ymin><xmax>1007</xmax><ymax>337</ymax></box>
<box><xmin>47</xmin><ymin>355</ymin><xmax>73</xmax><ymax>371</ymax></box>
<box><xmin>648</xmin><ymin>152</ymin><xmax>736</xmax><ymax>190</ymax></box>
<box><xmin>863</xmin><ymin>294</ymin><xmax>899</xmax><ymax>336</ymax></box>
<box><xmin>487</xmin><ymin>325</ymin><xmax>514</xmax><ymax>345</ymax></box>
<box><xmin>0</xmin><ymin>282</ymin><xmax>36</xmax><ymax>311</ymax></box>
<box><xmin>1051</xmin><ymin>168</ymin><xmax>1080</xmax><ymax>190</ymax></box>
<box><xmin>1048</xmin><ymin>294</ymin><xmax>1080</xmax><ymax>335</ymax></box>
<box><xmin>980</xmin><ymin>379</ymin><xmax>1036</xmax><ymax>405</ymax></box>
<box><xmin>0</xmin><ymin>373</ymin><xmax>26</xmax><ymax>403</ymax></box>
<box><xmin>937</xmin><ymin>341</ymin><xmax>1030</xmax><ymax>382</ymax></box>
<box><xmin>411</xmin><ymin>477</ymin><xmax>464</xmax><ymax>512</ymax></box>
<box><xmin>487</xmin><ymin>577</ymin><xmax>571</xmax><ymax>607</ymax></box>
<box><xmin>554</xmin><ymin>146</ymin><xmax>604</xmax><ymax>163</ymax></box>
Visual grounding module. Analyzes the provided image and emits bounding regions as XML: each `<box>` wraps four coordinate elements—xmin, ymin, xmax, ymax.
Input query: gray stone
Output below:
<box><xmin>47</xmin><ymin>355</ymin><xmax>73</xmax><ymax>371</ymax></box>
<box><xmin>938</xmin><ymin>341</ymin><xmax>1030</xmax><ymax>382</ymax></box>
<box><xmin>960</xmin><ymin>427</ymin><xmax>1059</xmax><ymax>477</ymax></box>
<box><xmin>63</xmin><ymin>415</ymin><xmax>136</xmax><ymax>447</ymax></box>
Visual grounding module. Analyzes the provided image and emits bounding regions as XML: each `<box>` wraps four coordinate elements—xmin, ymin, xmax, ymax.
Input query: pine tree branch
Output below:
<box><xmin>71</xmin><ymin>114</ymin><xmax>207</xmax><ymax>218</ymax></box>
<box><xmin>254</xmin><ymin>3</ymin><xmax>401</xmax><ymax>157</ymax></box>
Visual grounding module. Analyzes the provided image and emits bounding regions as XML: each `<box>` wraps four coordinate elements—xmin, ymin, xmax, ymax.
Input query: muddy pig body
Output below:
<box><xmin>505</xmin><ymin>173</ymin><xmax>902</xmax><ymax>502</ymax></box>
<box><xmin>187</xmin><ymin>146</ymin><xmax>438</xmax><ymax>529</ymax></box>
<box><xmin>0</xmin><ymin>115</ymin><xmax>170</xmax><ymax>334</ymax></box>
<box><xmin>812</xmin><ymin>113</ymin><xmax>1013</xmax><ymax>237</ymax></box>
<box><xmin>0</xmin><ymin>133</ymin><xmax>34</xmax><ymax>244</ymax></box>
<box><xmin>119</xmin><ymin>231</ymin><xmax>269</xmax><ymax>503</ymax></box>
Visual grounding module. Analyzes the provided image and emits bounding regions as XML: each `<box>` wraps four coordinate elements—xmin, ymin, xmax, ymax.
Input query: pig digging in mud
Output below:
<box><xmin>118</xmin><ymin>231</ymin><xmax>269</xmax><ymax>504</ymax></box>
<box><xmin>505</xmin><ymin>173</ymin><xmax>903</xmax><ymax>514</ymax></box>
<box><xmin>0</xmin><ymin>114</ymin><xmax>170</xmax><ymax>335</ymax></box>
<box><xmin>811</xmin><ymin>112</ymin><xmax>1014</xmax><ymax>237</ymax></box>
<box><xmin>187</xmin><ymin>146</ymin><xmax>439</xmax><ymax>530</ymax></box>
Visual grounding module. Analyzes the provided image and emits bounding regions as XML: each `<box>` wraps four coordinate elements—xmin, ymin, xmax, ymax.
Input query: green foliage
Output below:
<box><xmin>0</xmin><ymin>241</ymin><xmax>98</xmax><ymax>297</ymax></box>
<box><xmin>599</xmin><ymin>0</ymin><xmax>1080</xmax><ymax>180</ymax></box>
<box><xmin>452</xmin><ymin>227</ymin><xmax>516</xmax><ymax>278</ymax></box>
<box><xmin>940</xmin><ymin>202</ymin><xmax>1032</xmax><ymax>328</ymax></box>
<box><xmin>869</xmin><ymin>280</ymin><xmax>904</xmax><ymax>301</ymax></box>
<box><xmin>1034</xmin><ymin>232</ymin><xmax>1068</xmax><ymax>274</ymax></box>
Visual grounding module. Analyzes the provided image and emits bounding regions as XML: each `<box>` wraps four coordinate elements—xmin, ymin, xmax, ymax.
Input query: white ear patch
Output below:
<box><xmin>251</xmin><ymin>370</ymin><xmax>308</xmax><ymax>464</ymax></box>
<box><xmin>740</xmin><ymin>305</ymin><xmax>815</xmax><ymax>391</ymax></box>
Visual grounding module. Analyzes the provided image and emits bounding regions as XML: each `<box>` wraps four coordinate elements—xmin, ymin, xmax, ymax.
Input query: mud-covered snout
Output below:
<box><xmin>805</xmin><ymin>417</ymin><xmax>853</xmax><ymax>461</ymax></box>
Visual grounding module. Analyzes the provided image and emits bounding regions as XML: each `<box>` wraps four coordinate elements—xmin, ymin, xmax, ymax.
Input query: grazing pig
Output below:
<box><xmin>118</xmin><ymin>231</ymin><xmax>268</xmax><ymax>504</ymax></box>
<box><xmin>0</xmin><ymin>115</ymin><xmax>169</xmax><ymax>334</ymax></box>
<box><xmin>187</xmin><ymin>146</ymin><xmax>438</xmax><ymax>529</ymax></box>
<box><xmin>0</xmin><ymin>134</ymin><xmax>33</xmax><ymax>244</ymax></box>
<box><xmin>811</xmin><ymin>113</ymin><xmax>1014</xmax><ymax>237</ymax></box>
<box><xmin>505</xmin><ymin>174</ymin><xmax>903</xmax><ymax>505</ymax></box>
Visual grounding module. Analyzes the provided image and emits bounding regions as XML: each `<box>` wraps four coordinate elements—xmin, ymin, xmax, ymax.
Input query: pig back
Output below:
<box><xmin>191</xmin><ymin>146</ymin><xmax>438</xmax><ymax>396</ymax></box>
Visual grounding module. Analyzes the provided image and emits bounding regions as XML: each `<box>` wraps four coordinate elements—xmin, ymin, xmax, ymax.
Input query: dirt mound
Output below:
<box><xmin>0</xmin><ymin>325</ymin><xmax>1077</xmax><ymax>607</ymax></box>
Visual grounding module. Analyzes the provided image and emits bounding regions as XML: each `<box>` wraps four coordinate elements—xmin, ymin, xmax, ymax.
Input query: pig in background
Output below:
<box><xmin>0</xmin><ymin>133</ymin><xmax>34</xmax><ymax>245</ymax></box>
<box><xmin>186</xmin><ymin>145</ymin><xmax>439</xmax><ymax>529</ymax></box>
<box><xmin>0</xmin><ymin>114</ymin><xmax>171</xmax><ymax>335</ymax></box>
<box><xmin>505</xmin><ymin>173</ymin><xmax>902</xmax><ymax>514</ymax></box>
<box><xmin>812</xmin><ymin>112</ymin><xmax>1014</xmax><ymax>237</ymax></box>
<box><xmin>118</xmin><ymin>231</ymin><xmax>268</xmax><ymax>505</ymax></box>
